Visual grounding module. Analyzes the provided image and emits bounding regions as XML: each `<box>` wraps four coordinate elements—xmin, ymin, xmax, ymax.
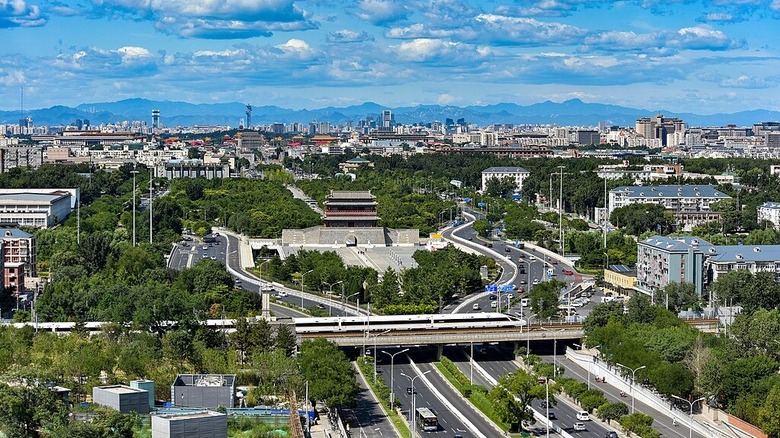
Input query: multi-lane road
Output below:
<box><xmin>168</xmin><ymin>221</ymin><xmax>689</xmax><ymax>438</ymax></box>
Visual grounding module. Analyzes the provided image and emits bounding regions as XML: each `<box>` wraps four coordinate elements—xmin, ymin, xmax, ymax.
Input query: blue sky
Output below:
<box><xmin>1</xmin><ymin>0</ymin><xmax>779</xmax><ymax>113</ymax></box>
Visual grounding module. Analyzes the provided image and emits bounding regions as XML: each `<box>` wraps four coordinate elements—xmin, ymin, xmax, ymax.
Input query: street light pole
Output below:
<box><xmin>671</xmin><ymin>395</ymin><xmax>705</xmax><ymax>438</ymax></box>
<box><xmin>324</xmin><ymin>280</ymin><xmax>343</xmax><ymax>316</ymax></box>
<box><xmin>301</xmin><ymin>269</ymin><xmax>314</xmax><ymax>309</ymax></box>
<box><xmin>558</xmin><ymin>165</ymin><xmax>566</xmax><ymax>257</ymax></box>
<box><xmin>541</xmin><ymin>327</ymin><xmax>565</xmax><ymax>378</ymax></box>
<box><xmin>130</xmin><ymin>168</ymin><xmax>139</xmax><ymax>246</ymax></box>
<box><xmin>616</xmin><ymin>363</ymin><xmax>647</xmax><ymax>413</ymax></box>
<box><xmin>381</xmin><ymin>348</ymin><xmax>409</xmax><ymax>408</ymax></box>
<box><xmin>370</xmin><ymin>329</ymin><xmax>391</xmax><ymax>382</ymax></box>
<box><xmin>401</xmin><ymin>370</ymin><xmax>431</xmax><ymax>438</ymax></box>
<box><xmin>546</xmin><ymin>378</ymin><xmax>550</xmax><ymax>438</ymax></box>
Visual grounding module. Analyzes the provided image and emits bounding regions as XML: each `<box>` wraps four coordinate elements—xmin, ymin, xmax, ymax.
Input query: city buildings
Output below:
<box><xmin>706</xmin><ymin>244</ymin><xmax>780</xmax><ymax>284</ymax></box>
<box><xmin>481</xmin><ymin>166</ymin><xmax>530</xmax><ymax>193</ymax></box>
<box><xmin>609</xmin><ymin>185</ymin><xmax>729</xmax><ymax>231</ymax></box>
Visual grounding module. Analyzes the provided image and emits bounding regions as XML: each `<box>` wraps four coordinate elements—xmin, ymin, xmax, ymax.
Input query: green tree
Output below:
<box><xmin>489</xmin><ymin>369</ymin><xmax>550</xmax><ymax>432</ymax></box>
<box><xmin>529</xmin><ymin>280</ymin><xmax>565</xmax><ymax>319</ymax></box>
<box><xmin>758</xmin><ymin>383</ymin><xmax>780</xmax><ymax>438</ymax></box>
<box><xmin>619</xmin><ymin>412</ymin><xmax>655</xmax><ymax>437</ymax></box>
<box><xmin>0</xmin><ymin>383</ymin><xmax>69</xmax><ymax>438</ymax></box>
<box><xmin>596</xmin><ymin>401</ymin><xmax>628</xmax><ymax>424</ymax></box>
<box><xmin>610</xmin><ymin>204</ymin><xmax>673</xmax><ymax>236</ymax></box>
<box><xmin>583</xmin><ymin>301</ymin><xmax>626</xmax><ymax>337</ymax></box>
<box><xmin>274</xmin><ymin>323</ymin><xmax>297</xmax><ymax>357</ymax></box>
<box><xmin>485</xmin><ymin>176</ymin><xmax>518</xmax><ymax>198</ymax></box>
<box><xmin>298</xmin><ymin>338</ymin><xmax>359</xmax><ymax>408</ymax></box>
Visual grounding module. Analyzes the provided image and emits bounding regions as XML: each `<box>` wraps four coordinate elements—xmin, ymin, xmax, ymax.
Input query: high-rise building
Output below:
<box><xmin>381</xmin><ymin>110</ymin><xmax>394</xmax><ymax>129</ymax></box>
<box><xmin>152</xmin><ymin>109</ymin><xmax>160</xmax><ymax>129</ymax></box>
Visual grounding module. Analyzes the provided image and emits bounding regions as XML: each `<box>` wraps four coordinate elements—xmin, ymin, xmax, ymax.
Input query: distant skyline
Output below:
<box><xmin>1</xmin><ymin>0</ymin><xmax>779</xmax><ymax>113</ymax></box>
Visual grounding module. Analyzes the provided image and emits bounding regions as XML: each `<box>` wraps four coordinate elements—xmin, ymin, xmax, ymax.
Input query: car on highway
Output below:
<box><xmin>573</xmin><ymin>423</ymin><xmax>586</xmax><ymax>432</ymax></box>
<box><xmin>505</xmin><ymin>247</ymin><xmax>511</xmax><ymax>252</ymax></box>
<box><xmin>547</xmin><ymin>411</ymin><xmax>556</xmax><ymax>420</ymax></box>
<box><xmin>521</xmin><ymin>298</ymin><xmax>529</xmax><ymax>307</ymax></box>
<box><xmin>489</xmin><ymin>294</ymin><xmax>497</xmax><ymax>300</ymax></box>
<box><xmin>472</xmin><ymin>303</ymin><xmax>481</xmax><ymax>311</ymax></box>
<box><xmin>277</xmin><ymin>290</ymin><xmax>287</xmax><ymax>297</ymax></box>
<box><xmin>202</xmin><ymin>245</ymin><xmax>208</xmax><ymax>250</ymax></box>
<box><xmin>490</xmin><ymin>301</ymin><xmax>497</xmax><ymax>308</ymax></box>
<box><xmin>605</xmin><ymin>432</ymin><xmax>618</xmax><ymax>438</ymax></box>
<box><xmin>533</xmin><ymin>279</ymin><xmax>540</xmax><ymax>285</ymax></box>
<box><xmin>529</xmin><ymin>255</ymin><xmax>536</xmax><ymax>261</ymax></box>
<box><xmin>576</xmin><ymin>411</ymin><xmax>590</xmax><ymax>421</ymax></box>
<box><xmin>563</xmin><ymin>269</ymin><xmax>574</xmax><ymax>276</ymax></box>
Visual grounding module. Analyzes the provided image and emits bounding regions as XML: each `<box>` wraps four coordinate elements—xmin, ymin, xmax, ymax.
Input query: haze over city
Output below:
<box><xmin>1</xmin><ymin>0</ymin><xmax>780</xmax><ymax>113</ymax></box>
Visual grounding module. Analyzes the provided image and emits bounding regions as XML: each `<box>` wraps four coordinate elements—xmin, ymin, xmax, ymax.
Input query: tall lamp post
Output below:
<box><xmin>381</xmin><ymin>348</ymin><xmax>409</xmax><ymax>408</ymax></box>
<box><xmin>130</xmin><ymin>168</ymin><xmax>139</xmax><ymax>246</ymax></box>
<box><xmin>323</xmin><ymin>280</ymin><xmax>343</xmax><ymax>316</ymax></box>
<box><xmin>557</xmin><ymin>165</ymin><xmax>566</xmax><ymax>257</ymax></box>
<box><xmin>671</xmin><ymin>395</ymin><xmax>705</xmax><ymax>438</ymax></box>
<box><xmin>401</xmin><ymin>370</ymin><xmax>431</xmax><ymax>438</ymax></box>
<box><xmin>541</xmin><ymin>327</ymin><xmax>565</xmax><ymax>378</ymax></box>
<box><xmin>300</xmin><ymin>269</ymin><xmax>314</xmax><ymax>309</ymax></box>
<box><xmin>616</xmin><ymin>363</ymin><xmax>647</xmax><ymax>413</ymax></box>
<box><xmin>258</xmin><ymin>259</ymin><xmax>271</xmax><ymax>284</ymax></box>
<box><xmin>369</xmin><ymin>329</ymin><xmax>391</xmax><ymax>382</ymax></box>
<box><xmin>344</xmin><ymin>291</ymin><xmax>360</xmax><ymax>315</ymax></box>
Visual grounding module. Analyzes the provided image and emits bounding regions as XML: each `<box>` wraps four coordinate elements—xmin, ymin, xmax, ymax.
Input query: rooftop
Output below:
<box><xmin>96</xmin><ymin>385</ymin><xmax>146</xmax><ymax>395</ymax></box>
<box><xmin>639</xmin><ymin>235</ymin><xmax>715</xmax><ymax>253</ymax></box>
<box><xmin>611</xmin><ymin>185</ymin><xmax>730</xmax><ymax>199</ymax></box>
<box><xmin>759</xmin><ymin>202</ymin><xmax>780</xmax><ymax>210</ymax></box>
<box><xmin>0</xmin><ymin>192</ymin><xmax>69</xmax><ymax>203</ymax></box>
<box><xmin>327</xmin><ymin>191</ymin><xmax>375</xmax><ymax>200</ymax></box>
<box><xmin>0</xmin><ymin>228</ymin><xmax>33</xmax><ymax>238</ymax></box>
<box><xmin>708</xmin><ymin>245</ymin><xmax>780</xmax><ymax>263</ymax></box>
<box><xmin>483</xmin><ymin>166</ymin><xmax>529</xmax><ymax>173</ymax></box>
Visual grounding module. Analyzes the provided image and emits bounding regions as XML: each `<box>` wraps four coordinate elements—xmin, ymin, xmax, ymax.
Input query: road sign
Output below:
<box><xmin>485</xmin><ymin>284</ymin><xmax>498</xmax><ymax>293</ymax></box>
<box><xmin>501</xmin><ymin>284</ymin><xmax>514</xmax><ymax>292</ymax></box>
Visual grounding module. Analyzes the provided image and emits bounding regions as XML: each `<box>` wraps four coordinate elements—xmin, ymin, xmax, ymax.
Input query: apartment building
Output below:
<box><xmin>636</xmin><ymin>235</ymin><xmax>713</xmax><ymax>296</ymax></box>
<box><xmin>0</xmin><ymin>228</ymin><xmax>36</xmax><ymax>278</ymax></box>
<box><xmin>609</xmin><ymin>185</ymin><xmax>729</xmax><ymax>231</ymax></box>
<box><xmin>481</xmin><ymin>166</ymin><xmax>530</xmax><ymax>193</ymax></box>
<box><xmin>757</xmin><ymin>202</ymin><xmax>780</xmax><ymax>228</ymax></box>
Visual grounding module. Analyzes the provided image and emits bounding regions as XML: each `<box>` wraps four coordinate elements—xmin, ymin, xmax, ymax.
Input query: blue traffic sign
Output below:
<box><xmin>485</xmin><ymin>284</ymin><xmax>498</xmax><ymax>293</ymax></box>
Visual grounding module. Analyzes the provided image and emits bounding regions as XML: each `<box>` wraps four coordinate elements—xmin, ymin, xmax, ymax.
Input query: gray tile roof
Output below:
<box><xmin>639</xmin><ymin>235</ymin><xmax>715</xmax><ymax>253</ymax></box>
<box><xmin>611</xmin><ymin>185</ymin><xmax>730</xmax><ymax>199</ymax></box>
<box><xmin>0</xmin><ymin>228</ymin><xmax>33</xmax><ymax>238</ymax></box>
<box><xmin>759</xmin><ymin>202</ymin><xmax>780</xmax><ymax>210</ymax></box>
<box><xmin>708</xmin><ymin>245</ymin><xmax>780</xmax><ymax>263</ymax></box>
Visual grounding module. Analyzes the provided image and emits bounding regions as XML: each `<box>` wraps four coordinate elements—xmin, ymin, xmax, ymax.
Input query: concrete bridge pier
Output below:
<box><xmin>436</xmin><ymin>344</ymin><xmax>444</xmax><ymax>360</ymax></box>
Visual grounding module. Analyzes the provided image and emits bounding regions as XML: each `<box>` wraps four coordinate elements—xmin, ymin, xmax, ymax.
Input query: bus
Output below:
<box><xmin>415</xmin><ymin>407</ymin><xmax>438</xmax><ymax>432</ymax></box>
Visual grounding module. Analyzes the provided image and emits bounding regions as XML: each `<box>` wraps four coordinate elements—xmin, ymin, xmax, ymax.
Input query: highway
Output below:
<box><xmin>448</xmin><ymin>345</ymin><xmax>617</xmax><ymax>437</ymax></box>
<box><xmin>377</xmin><ymin>349</ymin><xmax>499</xmax><ymax>438</ymax></box>
<box><xmin>539</xmin><ymin>353</ymin><xmax>706</xmax><ymax>438</ymax></box>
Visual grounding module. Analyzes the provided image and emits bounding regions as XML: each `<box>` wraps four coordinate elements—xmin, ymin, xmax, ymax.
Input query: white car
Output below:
<box><xmin>277</xmin><ymin>290</ymin><xmax>288</xmax><ymax>297</ymax></box>
<box><xmin>576</xmin><ymin>411</ymin><xmax>590</xmax><ymax>421</ymax></box>
<box><xmin>490</xmin><ymin>301</ymin><xmax>498</xmax><ymax>308</ymax></box>
<box><xmin>472</xmin><ymin>302</ymin><xmax>481</xmax><ymax>311</ymax></box>
<box><xmin>521</xmin><ymin>298</ymin><xmax>529</xmax><ymax>307</ymax></box>
<box><xmin>533</xmin><ymin>279</ymin><xmax>540</xmax><ymax>285</ymax></box>
<box><xmin>573</xmin><ymin>422</ymin><xmax>586</xmax><ymax>432</ymax></box>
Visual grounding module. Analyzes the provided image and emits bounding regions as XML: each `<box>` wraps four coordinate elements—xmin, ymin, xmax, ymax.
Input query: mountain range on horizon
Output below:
<box><xmin>2</xmin><ymin>98</ymin><xmax>779</xmax><ymax>129</ymax></box>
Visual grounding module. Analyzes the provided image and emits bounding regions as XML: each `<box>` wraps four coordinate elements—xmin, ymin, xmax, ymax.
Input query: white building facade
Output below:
<box><xmin>481</xmin><ymin>166</ymin><xmax>530</xmax><ymax>193</ymax></box>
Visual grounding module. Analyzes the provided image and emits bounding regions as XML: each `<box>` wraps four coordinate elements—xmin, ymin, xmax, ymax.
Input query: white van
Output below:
<box><xmin>521</xmin><ymin>298</ymin><xmax>529</xmax><ymax>307</ymax></box>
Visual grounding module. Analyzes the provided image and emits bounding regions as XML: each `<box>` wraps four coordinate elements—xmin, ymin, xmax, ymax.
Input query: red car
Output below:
<box><xmin>563</xmin><ymin>269</ymin><xmax>574</xmax><ymax>276</ymax></box>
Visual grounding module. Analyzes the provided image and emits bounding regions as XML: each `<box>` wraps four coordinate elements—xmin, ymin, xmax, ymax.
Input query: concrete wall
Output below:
<box><xmin>152</xmin><ymin>412</ymin><xmax>227</xmax><ymax>438</ymax></box>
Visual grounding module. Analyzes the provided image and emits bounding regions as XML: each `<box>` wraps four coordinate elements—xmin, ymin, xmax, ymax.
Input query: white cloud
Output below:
<box><xmin>89</xmin><ymin>0</ymin><xmax>317</xmax><ymax>38</ymax></box>
<box><xmin>0</xmin><ymin>0</ymin><xmax>45</xmax><ymax>27</ymax></box>
<box><xmin>473</xmin><ymin>14</ymin><xmax>588</xmax><ymax>46</ymax></box>
<box><xmin>355</xmin><ymin>0</ymin><xmax>410</xmax><ymax>24</ymax></box>
<box><xmin>0</xmin><ymin>69</ymin><xmax>25</xmax><ymax>86</ymax></box>
<box><xmin>326</xmin><ymin>29</ymin><xmax>374</xmax><ymax>43</ymax></box>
